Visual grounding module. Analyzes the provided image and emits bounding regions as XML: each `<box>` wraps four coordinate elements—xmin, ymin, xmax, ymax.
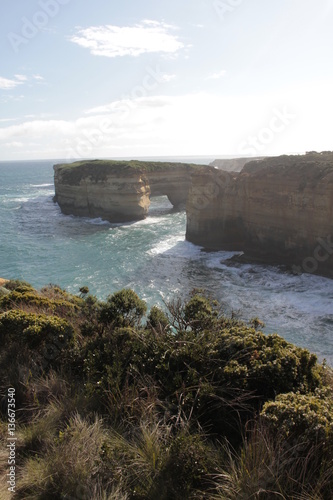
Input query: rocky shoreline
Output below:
<box><xmin>53</xmin><ymin>153</ymin><xmax>333</xmax><ymax>278</ymax></box>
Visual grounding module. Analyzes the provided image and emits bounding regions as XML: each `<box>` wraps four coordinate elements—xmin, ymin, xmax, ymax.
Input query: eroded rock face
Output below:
<box><xmin>148</xmin><ymin>166</ymin><xmax>195</xmax><ymax>208</ymax></box>
<box><xmin>54</xmin><ymin>161</ymin><xmax>150</xmax><ymax>222</ymax></box>
<box><xmin>54</xmin><ymin>160</ymin><xmax>200</xmax><ymax>222</ymax></box>
<box><xmin>186</xmin><ymin>152</ymin><xmax>333</xmax><ymax>277</ymax></box>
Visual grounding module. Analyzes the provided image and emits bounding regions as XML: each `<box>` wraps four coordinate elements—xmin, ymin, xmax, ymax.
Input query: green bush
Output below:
<box><xmin>3</xmin><ymin>279</ymin><xmax>34</xmax><ymax>292</ymax></box>
<box><xmin>214</xmin><ymin>327</ymin><xmax>321</xmax><ymax>397</ymax></box>
<box><xmin>261</xmin><ymin>388</ymin><xmax>333</xmax><ymax>447</ymax></box>
<box><xmin>147</xmin><ymin>305</ymin><xmax>169</xmax><ymax>332</ymax></box>
<box><xmin>99</xmin><ymin>289</ymin><xmax>147</xmax><ymax>328</ymax></box>
<box><xmin>0</xmin><ymin>280</ymin><xmax>332</xmax><ymax>500</ymax></box>
<box><xmin>184</xmin><ymin>292</ymin><xmax>218</xmax><ymax>332</ymax></box>
<box><xmin>83</xmin><ymin>308</ymin><xmax>323</xmax><ymax>438</ymax></box>
<box><xmin>0</xmin><ymin>309</ymin><xmax>74</xmax><ymax>369</ymax></box>
<box><xmin>156</xmin><ymin>432</ymin><xmax>219</xmax><ymax>498</ymax></box>
<box><xmin>0</xmin><ymin>289</ymin><xmax>80</xmax><ymax>318</ymax></box>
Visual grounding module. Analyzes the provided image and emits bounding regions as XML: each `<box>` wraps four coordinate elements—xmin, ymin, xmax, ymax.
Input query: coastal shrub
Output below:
<box><xmin>0</xmin><ymin>309</ymin><xmax>74</xmax><ymax>370</ymax></box>
<box><xmin>155</xmin><ymin>327</ymin><xmax>322</xmax><ymax>434</ymax></box>
<box><xmin>154</xmin><ymin>431</ymin><xmax>220</xmax><ymax>498</ymax></box>
<box><xmin>165</xmin><ymin>290</ymin><xmax>239</xmax><ymax>332</ymax></box>
<box><xmin>0</xmin><ymin>286</ymin><xmax>10</xmax><ymax>298</ymax></box>
<box><xmin>183</xmin><ymin>291</ymin><xmax>218</xmax><ymax>332</ymax></box>
<box><xmin>0</xmin><ymin>309</ymin><xmax>73</xmax><ymax>346</ymax></box>
<box><xmin>83</xmin><ymin>307</ymin><xmax>323</xmax><ymax>438</ymax></box>
<box><xmin>79</xmin><ymin>285</ymin><xmax>90</xmax><ymax>297</ymax></box>
<box><xmin>147</xmin><ymin>305</ymin><xmax>169</xmax><ymax>333</ymax></box>
<box><xmin>261</xmin><ymin>389</ymin><xmax>333</xmax><ymax>447</ymax></box>
<box><xmin>3</xmin><ymin>279</ymin><xmax>34</xmax><ymax>292</ymax></box>
<box><xmin>99</xmin><ymin>289</ymin><xmax>147</xmax><ymax>328</ymax></box>
<box><xmin>80</xmin><ymin>293</ymin><xmax>103</xmax><ymax>336</ymax></box>
<box><xmin>1</xmin><ymin>280</ymin><xmax>332</xmax><ymax>499</ymax></box>
<box><xmin>214</xmin><ymin>327</ymin><xmax>322</xmax><ymax>398</ymax></box>
<box><xmin>259</xmin><ymin>390</ymin><xmax>333</xmax><ymax>498</ymax></box>
<box><xmin>40</xmin><ymin>283</ymin><xmax>86</xmax><ymax>309</ymax></box>
<box><xmin>0</xmin><ymin>287</ymin><xmax>85</xmax><ymax>326</ymax></box>
<box><xmin>83</xmin><ymin>327</ymin><xmax>145</xmax><ymax>398</ymax></box>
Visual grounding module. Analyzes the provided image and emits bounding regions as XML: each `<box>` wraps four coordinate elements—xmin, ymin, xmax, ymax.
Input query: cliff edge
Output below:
<box><xmin>54</xmin><ymin>160</ymin><xmax>201</xmax><ymax>222</ymax></box>
<box><xmin>186</xmin><ymin>152</ymin><xmax>333</xmax><ymax>277</ymax></box>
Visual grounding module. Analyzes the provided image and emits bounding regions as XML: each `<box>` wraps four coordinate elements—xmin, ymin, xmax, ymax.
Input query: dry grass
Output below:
<box><xmin>16</xmin><ymin>413</ymin><xmax>108</xmax><ymax>499</ymax></box>
<box><xmin>210</xmin><ymin>420</ymin><xmax>333</xmax><ymax>500</ymax></box>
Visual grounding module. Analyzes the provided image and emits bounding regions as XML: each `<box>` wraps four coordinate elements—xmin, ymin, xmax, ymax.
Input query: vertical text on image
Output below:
<box><xmin>7</xmin><ymin>387</ymin><xmax>16</xmax><ymax>493</ymax></box>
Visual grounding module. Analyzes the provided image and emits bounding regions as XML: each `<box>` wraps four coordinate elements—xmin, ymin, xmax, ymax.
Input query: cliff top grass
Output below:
<box><xmin>243</xmin><ymin>151</ymin><xmax>333</xmax><ymax>175</ymax></box>
<box><xmin>54</xmin><ymin>159</ymin><xmax>205</xmax><ymax>184</ymax></box>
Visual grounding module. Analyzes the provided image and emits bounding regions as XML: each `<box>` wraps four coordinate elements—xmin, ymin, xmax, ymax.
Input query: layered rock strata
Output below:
<box><xmin>54</xmin><ymin>160</ymin><xmax>200</xmax><ymax>222</ymax></box>
<box><xmin>186</xmin><ymin>152</ymin><xmax>333</xmax><ymax>277</ymax></box>
<box><xmin>147</xmin><ymin>168</ymin><xmax>193</xmax><ymax>208</ymax></box>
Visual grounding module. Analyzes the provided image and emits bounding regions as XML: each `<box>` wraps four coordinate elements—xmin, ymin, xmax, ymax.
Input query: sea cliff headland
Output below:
<box><xmin>53</xmin><ymin>159</ymin><xmax>201</xmax><ymax>222</ymax></box>
<box><xmin>186</xmin><ymin>151</ymin><xmax>333</xmax><ymax>277</ymax></box>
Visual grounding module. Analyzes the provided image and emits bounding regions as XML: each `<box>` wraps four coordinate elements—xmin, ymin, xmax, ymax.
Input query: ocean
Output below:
<box><xmin>1</xmin><ymin>158</ymin><xmax>333</xmax><ymax>365</ymax></box>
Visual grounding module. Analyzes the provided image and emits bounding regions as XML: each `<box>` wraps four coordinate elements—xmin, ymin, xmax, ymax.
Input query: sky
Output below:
<box><xmin>1</xmin><ymin>0</ymin><xmax>333</xmax><ymax>161</ymax></box>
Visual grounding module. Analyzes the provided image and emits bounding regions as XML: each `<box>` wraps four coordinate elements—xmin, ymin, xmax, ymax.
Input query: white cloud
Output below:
<box><xmin>0</xmin><ymin>77</ymin><xmax>23</xmax><ymax>90</ymax></box>
<box><xmin>69</xmin><ymin>20</ymin><xmax>186</xmax><ymax>58</ymax></box>
<box><xmin>33</xmin><ymin>74</ymin><xmax>45</xmax><ymax>81</ymax></box>
<box><xmin>1</xmin><ymin>84</ymin><xmax>333</xmax><ymax>160</ymax></box>
<box><xmin>160</xmin><ymin>74</ymin><xmax>176</xmax><ymax>82</ymax></box>
<box><xmin>14</xmin><ymin>74</ymin><xmax>28</xmax><ymax>82</ymax></box>
<box><xmin>4</xmin><ymin>141</ymin><xmax>24</xmax><ymax>148</ymax></box>
<box><xmin>206</xmin><ymin>70</ymin><xmax>227</xmax><ymax>80</ymax></box>
<box><xmin>85</xmin><ymin>96</ymin><xmax>171</xmax><ymax>115</ymax></box>
<box><xmin>0</xmin><ymin>118</ymin><xmax>18</xmax><ymax>123</ymax></box>
<box><xmin>0</xmin><ymin>120</ymin><xmax>75</xmax><ymax>142</ymax></box>
<box><xmin>0</xmin><ymin>94</ymin><xmax>259</xmax><ymax>158</ymax></box>
<box><xmin>0</xmin><ymin>74</ymin><xmax>45</xmax><ymax>91</ymax></box>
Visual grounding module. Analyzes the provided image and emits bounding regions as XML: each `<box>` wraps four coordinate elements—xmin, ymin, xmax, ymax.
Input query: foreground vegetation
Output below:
<box><xmin>0</xmin><ymin>280</ymin><xmax>332</xmax><ymax>499</ymax></box>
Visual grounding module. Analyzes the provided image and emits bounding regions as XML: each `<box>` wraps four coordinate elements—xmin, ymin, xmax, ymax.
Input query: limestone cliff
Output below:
<box><xmin>147</xmin><ymin>167</ymin><xmax>194</xmax><ymax>208</ymax></box>
<box><xmin>186</xmin><ymin>152</ymin><xmax>333</xmax><ymax>277</ymax></box>
<box><xmin>54</xmin><ymin>160</ymin><xmax>200</xmax><ymax>222</ymax></box>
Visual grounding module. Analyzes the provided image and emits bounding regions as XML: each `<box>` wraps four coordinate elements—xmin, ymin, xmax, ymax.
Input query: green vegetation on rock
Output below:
<box><xmin>54</xmin><ymin>159</ymin><xmax>203</xmax><ymax>185</ymax></box>
<box><xmin>0</xmin><ymin>280</ymin><xmax>332</xmax><ymax>499</ymax></box>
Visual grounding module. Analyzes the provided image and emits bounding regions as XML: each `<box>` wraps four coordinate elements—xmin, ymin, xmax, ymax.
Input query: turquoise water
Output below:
<box><xmin>1</xmin><ymin>159</ymin><xmax>333</xmax><ymax>364</ymax></box>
